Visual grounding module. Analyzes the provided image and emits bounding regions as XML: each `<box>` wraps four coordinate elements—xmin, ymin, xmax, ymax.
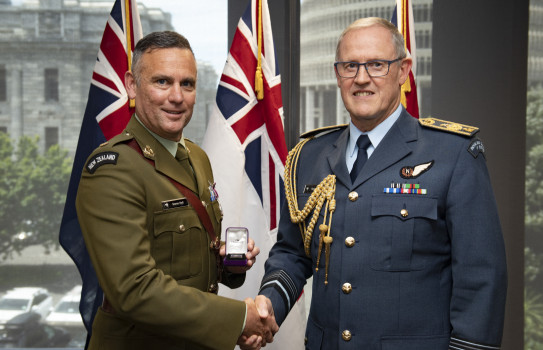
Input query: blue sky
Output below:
<box><xmin>138</xmin><ymin>1</ymin><xmax>228</xmax><ymax>74</ymax></box>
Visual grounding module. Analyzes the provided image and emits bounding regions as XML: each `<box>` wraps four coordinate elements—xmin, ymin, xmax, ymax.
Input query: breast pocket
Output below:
<box><xmin>153</xmin><ymin>208</ymin><xmax>205</xmax><ymax>280</ymax></box>
<box><xmin>370</xmin><ymin>194</ymin><xmax>437</xmax><ymax>272</ymax></box>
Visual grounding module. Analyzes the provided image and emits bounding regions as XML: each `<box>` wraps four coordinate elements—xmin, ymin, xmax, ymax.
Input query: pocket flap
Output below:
<box><xmin>153</xmin><ymin>209</ymin><xmax>202</xmax><ymax>237</ymax></box>
<box><xmin>371</xmin><ymin>194</ymin><xmax>437</xmax><ymax>220</ymax></box>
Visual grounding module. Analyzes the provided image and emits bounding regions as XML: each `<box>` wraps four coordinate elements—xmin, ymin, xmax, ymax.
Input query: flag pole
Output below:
<box><xmin>125</xmin><ymin>0</ymin><xmax>135</xmax><ymax>108</ymax></box>
<box><xmin>255</xmin><ymin>0</ymin><xmax>264</xmax><ymax>100</ymax></box>
<box><xmin>400</xmin><ymin>0</ymin><xmax>412</xmax><ymax>109</ymax></box>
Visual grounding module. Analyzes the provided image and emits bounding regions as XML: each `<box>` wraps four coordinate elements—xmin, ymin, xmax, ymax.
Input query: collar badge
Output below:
<box><xmin>143</xmin><ymin>145</ymin><xmax>155</xmax><ymax>159</ymax></box>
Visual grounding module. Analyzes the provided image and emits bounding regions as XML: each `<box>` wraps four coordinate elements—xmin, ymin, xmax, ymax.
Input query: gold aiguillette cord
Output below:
<box><xmin>284</xmin><ymin>139</ymin><xmax>337</xmax><ymax>285</ymax></box>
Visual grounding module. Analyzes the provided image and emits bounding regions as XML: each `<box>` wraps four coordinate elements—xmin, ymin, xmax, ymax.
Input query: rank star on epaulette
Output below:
<box><xmin>419</xmin><ymin>117</ymin><xmax>479</xmax><ymax>137</ymax></box>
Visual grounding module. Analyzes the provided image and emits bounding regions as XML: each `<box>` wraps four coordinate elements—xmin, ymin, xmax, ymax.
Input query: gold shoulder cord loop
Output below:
<box><xmin>284</xmin><ymin>138</ymin><xmax>337</xmax><ymax>285</ymax></box>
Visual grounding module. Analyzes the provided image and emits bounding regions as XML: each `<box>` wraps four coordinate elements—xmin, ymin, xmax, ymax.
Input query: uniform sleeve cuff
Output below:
<box><xmin>240</xmin><ymin>304</ymin><xmax>247</xmax><ymax>337</ymax></box>
<box><xmin>449</xmin><ymin>337</ymin><xmax>500</xmax><ymax>350</ymax></box>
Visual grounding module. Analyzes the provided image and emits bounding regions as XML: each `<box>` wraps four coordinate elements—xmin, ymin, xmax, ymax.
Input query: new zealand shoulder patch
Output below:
<box><xmin>419</xmin><ymin>117</ymin><xmax>479</xmax><ymax>137</ymax></box>
<box><xmin>86</xmin><ymin>152</ymin><xmax>119</xmax><ymax>174</ymax></box>
<box><xmin>468</xmin><ymin>138</ymin><xmax>486</xmax><ymax>159</ymax></box>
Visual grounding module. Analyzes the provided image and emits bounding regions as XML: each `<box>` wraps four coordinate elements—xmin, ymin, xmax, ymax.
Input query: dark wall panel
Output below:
<box><xmin>432</xmin><ymin>1</ymin><xmax>528</xmax><ymax>348</ymax></box>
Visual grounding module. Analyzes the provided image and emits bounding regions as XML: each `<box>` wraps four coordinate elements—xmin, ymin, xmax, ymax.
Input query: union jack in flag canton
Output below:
<box><xmin>392</xmin><ymin>0</ymin><xmax>420</xmax><ymax>118</ymax></box>
<box><xmin>206</xmin><ymin>0</ymin><xmax>287</xmax><ymax>234</ymax></box>
<box><xmin>59</xmin><ymin>0</ymin><xmax>142</xmax><ymax>336</ymax></box>
<box><xmin>202</xmin><ymin>2</ymin><xmax>305</xmax><ymax>348</ymax></box>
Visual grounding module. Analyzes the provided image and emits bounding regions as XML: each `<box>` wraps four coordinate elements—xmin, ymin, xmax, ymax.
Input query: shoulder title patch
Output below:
<box><xmin>468</xmin><ymin>138</ymin><xmax>486</xmax><ymax>159</ymax></box>
<box><xmin>300</xmin><ymin>124</ymin><xmax>348</xmax><ymax>139</ymax></box>
<box><xmin>419</xmin><ymin>117</ymin><xmax>479</xmax><ymax>137</ymax></box>
<box><xmin>86</xmin><ymin>152</ymin><xmax>119</xmax><ymax>174</ymax></box>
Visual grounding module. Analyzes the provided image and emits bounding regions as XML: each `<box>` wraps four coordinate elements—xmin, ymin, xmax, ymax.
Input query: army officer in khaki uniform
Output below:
<box><xmin>76</xmin><ymin>31</ymin><xmax>278</xmax><ymax>350</ymax></box>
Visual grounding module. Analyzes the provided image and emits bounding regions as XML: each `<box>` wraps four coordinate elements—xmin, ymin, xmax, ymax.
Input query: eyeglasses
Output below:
<box><xmin>334</xmin><ymin>58</ymin><xmax>403</xmax><ymax>78</ymax></box>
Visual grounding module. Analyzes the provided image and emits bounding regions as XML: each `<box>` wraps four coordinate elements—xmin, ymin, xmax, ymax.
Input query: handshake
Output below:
<box><xmin>237</xmin><ymin>295</ymin><xmax>279</xmax><ymax>350</ymax></box>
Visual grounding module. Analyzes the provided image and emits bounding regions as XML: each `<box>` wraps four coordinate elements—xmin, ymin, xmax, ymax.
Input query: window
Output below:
<box><xmin>418</xmin><ymin>57</ymin><xmax>425</xmax><ymax>75</ymax></box>
<box><xmin>423</xmin><ymin>30</ymin><xmax>430</xmax><ymax>48</ymax></box>
<box><xmin>45</xmin><ymin>127</ymin><xmax>59</xmax><ymax>150</ymax></box>
<box><xmin>39</xmin><ymin>12</ymin><xmax>62</xmax><ymax>38</ymax></box>
<box><xmin>0</xmin><ymin>65</ymin><xmax>6</xmax><ymax>102</ymax></box>
<box><xmin>44</xmin><ymin>68</ymin><xmax>58</xmax><ymax>102</ymax></box>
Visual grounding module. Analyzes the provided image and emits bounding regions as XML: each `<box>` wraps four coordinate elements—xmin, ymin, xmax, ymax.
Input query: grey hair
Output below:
<box><xmin>335</xmin><ymin>17</ymin><xmax>406</xmax><ymax>61</ymax></box>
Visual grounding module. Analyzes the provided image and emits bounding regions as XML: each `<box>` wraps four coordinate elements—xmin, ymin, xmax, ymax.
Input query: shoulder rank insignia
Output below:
<box><xmin>419</xmin><ymin>117</ymin><xmax>479</xmax><ymax>137</ymax></box>
<box><xmin>86</xmin><ymin>152</ymin><xmax>119</xmax><ymax>174</ymax></box>
<box><xmin>300</xmin><ymin>124</ymin><xmax>348</xmax><ymax>139</ymax></box>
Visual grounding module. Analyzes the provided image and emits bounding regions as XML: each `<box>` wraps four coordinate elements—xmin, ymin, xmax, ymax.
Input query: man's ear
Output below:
<box><xmin>398</xmin><ymin>57</ymin><xmax>413</xmax><ymax>86</ymax></box>
<box><xmin>125</xmin><ymin>70</ymin><xmax>137</xmax><ymax>99</ymax></box>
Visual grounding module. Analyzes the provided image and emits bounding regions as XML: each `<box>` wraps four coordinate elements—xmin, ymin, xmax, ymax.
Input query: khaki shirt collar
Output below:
<box><xmin>134</xmin><ymin>114</ymin><xmax>186</xmax><ymax>157</ymax></box>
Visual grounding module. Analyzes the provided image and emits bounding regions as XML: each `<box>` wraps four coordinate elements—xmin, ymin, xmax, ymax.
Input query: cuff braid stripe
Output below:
<box><xmin>449</xmin><ymin>337</ymin><xmax>500</xmax><ymax>350</ymax></box>
<box><xmin>259</xmin><ymin>270</ymin><xmax>297</xmax><ymax>310</ymax></box>
<box><xmin>260</xmin><ymin>283</ymin><xmax>289</xmax><ymax>313</ymax></box>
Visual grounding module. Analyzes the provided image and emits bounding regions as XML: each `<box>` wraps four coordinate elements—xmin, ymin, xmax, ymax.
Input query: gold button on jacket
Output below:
<box><xmin>348</xmin><ymin>191</ymin><xmax>359</xmax><ymax>201</ymax></box>
<box><xmin>345</xmin><ymin>236</ymin><xmax>355</xmax><ymax>247</ymax></box>
<box><xmin>342</xmin><ymin>282</ymin><xmax>352</xmax><ymax>294</ymax></box>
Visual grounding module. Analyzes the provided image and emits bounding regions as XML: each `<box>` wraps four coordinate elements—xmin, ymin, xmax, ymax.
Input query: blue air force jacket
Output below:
<box><xmin>259</xmin><ymin>110</ymin><xmax>507</xmax><ymax>350</ymax></box>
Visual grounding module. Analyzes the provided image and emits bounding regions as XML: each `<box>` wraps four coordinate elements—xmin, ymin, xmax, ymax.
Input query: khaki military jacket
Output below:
<box><xmin>76</xmin><ymin>116</ymin><xmax>246</xmax><ymax>350</ymax></box>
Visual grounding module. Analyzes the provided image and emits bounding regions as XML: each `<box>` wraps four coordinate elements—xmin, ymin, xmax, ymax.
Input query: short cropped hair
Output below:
<box><xmin>335</xmin><ymin>17</ymin><xmax>406</xmax><ymax>61</ymax></box>
<box><xmin>131</xmin><ymin>31</ymin><xmax>194</xmax><ymax>85</ymax></box>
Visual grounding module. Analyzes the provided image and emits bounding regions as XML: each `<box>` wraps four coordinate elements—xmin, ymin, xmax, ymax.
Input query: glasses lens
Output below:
<box><xmin>336</xmin><ymin>59</ymin><xmax>398</xmax><ymax>78</ymax></box>
<box><xmin>366</xmin><ymin>60</ymin><xmax>388</xmax><ymax>77</ymax></box>
<box><xmin>337</xmin><ymin>62</ymin><xmax>358</xmax><ymax>78</ymax></box>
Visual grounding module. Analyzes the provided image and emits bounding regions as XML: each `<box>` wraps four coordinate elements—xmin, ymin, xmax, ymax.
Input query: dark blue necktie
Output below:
<box><xmin>350</xmin><ymin>134</ymin><xmax>371</xmax><ymax>182</ymax></box>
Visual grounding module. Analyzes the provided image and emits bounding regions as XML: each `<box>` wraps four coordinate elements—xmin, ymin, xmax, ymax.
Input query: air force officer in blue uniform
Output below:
<box><xmin>258</xmin><ymin>17</ymin><xmax>507</xmax><ymax>350</ymax></box>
